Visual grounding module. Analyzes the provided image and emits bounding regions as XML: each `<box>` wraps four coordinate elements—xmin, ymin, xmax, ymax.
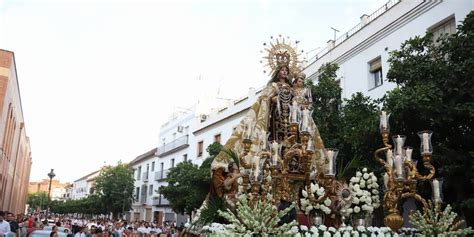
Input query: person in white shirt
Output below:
<box><xmin>0</xmin><ymin>212</ymin><xmax>11</xmax><ymax>237</ymax></box>
<box><xmin>74</xmin><ymin>226</ymin><xmax>86</xmax><ymax>237</ymax></box>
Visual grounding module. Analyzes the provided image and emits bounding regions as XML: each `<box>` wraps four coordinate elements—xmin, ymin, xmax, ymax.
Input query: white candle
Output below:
<box><xmin>381</xmin><ymin>111</ymin><xmax>387</xmax><ymax>129</ymax></box>
<box><xmin>327</xmin><ymin>150</ymin><xmax>334</xmax><ymax>175</ymax></box>
<box><xmin>432</xmin><ymin>179</ymin><xmax>441</xmax><ymax>202</ymax></box>
<box><xmin>394</xmin><ymin>155</ymin><xmax>403</xmax><ymax>178</ymax></box>
<box><xmin>254</xmin><ymin>157</ymin><xmax>260</xmax><ymax>181</ymax></box>
<box><xmin>383</xmin><ymin>172</ymin><xmax>389</xmax><ymax>190</ymax></box>
<box><xmin>271</xmin><ymin>141</ymin><xmax>279</xmax><ymax>166</ymax></box>
<box><xmin>423</xmin><ymin>133</ymin><xmax>430</xmax><ymax>153</ymax></box>
<box><xmin>301</xmin><ymin>109</ymin><xmax>309</xmax><ymax>131</ymax></box>
<box><xmin>396</xmin><ymin>135</ymin><xmax>403</xmax><ymax>155</ymax></box>
<box><xmin>291</xmin><ymin>101</ymin><xmax>298</xmax><ymax>123</ymax></box>
<box><xmin>405</xmin><ymin>147</ymin><xmax>413</xmax><ymax>161</ymax></box>
<box><xmin>307</xmin><ymin>138</ymin><xmax>314</xmax><ymax>152</ymax></box>
<box><xmin>386</xmin><ymin>149</ymin><xmax>393</xmax><ymax>167</ymax></box>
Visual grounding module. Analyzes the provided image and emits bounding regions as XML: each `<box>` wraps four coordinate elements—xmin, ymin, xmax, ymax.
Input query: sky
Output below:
<box><xmin>0</xmin><ymin>0</ymin><xmax>382</xmax><ymax>183</ymax></box>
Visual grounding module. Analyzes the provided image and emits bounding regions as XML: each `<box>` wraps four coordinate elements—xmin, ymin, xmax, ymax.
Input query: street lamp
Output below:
<box><xmin>45</xmin><ymin>169</ymin><xmax>55</xmax><ymax>221</ymax></box>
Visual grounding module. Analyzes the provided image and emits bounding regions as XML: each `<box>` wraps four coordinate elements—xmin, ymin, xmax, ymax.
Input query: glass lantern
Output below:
<box><xmin>392</xmin><ymin>135</ymin><xmax>407</xmax><ymax>156</ymax></box>
<box><xmin>430</xmin><ymin>178</ymin><xmax>444</xmax><ymax>204</ymax></box>
<box><xmin>324</xmin><ymin>148</ymin><xmax>339</xmax><ymax>177</ymax></box>
<box><xmin>393</xmin><ymin>154</ymin><xmax>406</xmax><ymax>180</ymax></box>
<box><xmin>403</xmin><ymin>146</ymin><xmax>414</xmax><ymax>162</ymax></box>
<box><xmin>418</xmin><ymin>130</ymin><xmax>433</xmax><ymax>155</ymax></box>
<box><xmin>379</xmin><ymin>111</ymin><xmax>391</xmax><ymax>133</ymax></box>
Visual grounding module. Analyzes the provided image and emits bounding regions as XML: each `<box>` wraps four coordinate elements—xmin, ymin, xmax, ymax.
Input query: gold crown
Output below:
<box><xmin>261</xmin><ymin>35</ymin><xmax>304</xmax><ymax>76</ymax></box>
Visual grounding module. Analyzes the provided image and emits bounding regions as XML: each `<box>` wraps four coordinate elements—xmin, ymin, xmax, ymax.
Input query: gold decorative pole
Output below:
<box><xmin>376</xmin><ymin>112</ymin><xmax>437</xmax><ymax>232</ymax></box>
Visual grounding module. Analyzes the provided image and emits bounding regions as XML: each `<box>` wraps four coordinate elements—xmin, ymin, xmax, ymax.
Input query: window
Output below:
<box><xmin>137</xmin><ymin>166</ymin><xmax>142</xmax><ymax>180</ymax></box>
<box><xmin>214</xmin><ymin>134</ymin><xmax>221</xmax><ymax>144</ymax></box>
<box><xmin>149</xmin><ymin>185</ymin><xmax>154</xmax><ymax>195</ymax></box>
<box><xmin>183</xmin><ymin>154</ymin><xmax>188</xmax><ymax>162</ymax></box>
<box><xmin>368</xmin><ymin>57</ymin><xmax>383</xmax><ymax>90</ymax></box>
<box><xmin>431</xmin><ymin>17</ymin><xmax>456</xmax><ymax>42</ymax></box>
<box><xmin>135</xmin><ymin>187</ymin><xmax>140</xmax><ymax>201</ymax></box>
<box><xmin>171</xmin><ymin>158</ymin><xmax>175</xmax><ymax>168</ymax></box>
<box><xmin>160</xmin><ymin>162</ymin><xmax>164</xmax><ymax>172</ymax></box>
<box><xmin>146</xmin><ymin>164</ymin><xmax>150</xmax><ymax>179</ymax></box>
<box><xmin>151</xmin><ymin>161</ymin><xmax>155</xmax><ymax>172</ymax></box>
<box><xmin>197</xmin><ymin>141</ymin><xmax>204</xmax><ymax>157</ymax></box>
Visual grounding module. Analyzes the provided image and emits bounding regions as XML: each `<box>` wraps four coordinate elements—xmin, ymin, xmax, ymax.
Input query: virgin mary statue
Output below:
<box><xmin>209</xmin><ymin>36</ymin><xmax>326</xmax><ymax>206</ymax></box>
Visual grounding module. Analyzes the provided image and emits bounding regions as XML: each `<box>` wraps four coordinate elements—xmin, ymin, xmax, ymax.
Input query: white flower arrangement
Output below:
<box><xmin>409</xmin><ymin>201</ymin><xmax>474</xmax><ymax>236</ymax></box>
<box><xmin>347</xmin><ymin>168</ymin><xmax>380</xmax><ymax>219</ymax></box>
<box><xmin>300</xmin><ymin>181</ymin><xmax>332</xmax><ymax>215</ymax></box>
<box><xmin>294</xmin><ymin>225</ymin><xmax>398</xmax><ymax>237</ymax></box>
<box><xmin>217</xmin><ymin>190</ymin><xmax>297</xmax><ymax>235</ymax></box>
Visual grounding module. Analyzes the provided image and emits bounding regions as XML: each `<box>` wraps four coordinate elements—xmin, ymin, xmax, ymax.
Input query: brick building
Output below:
<box><xmin>28</xmin><ymin>179</ymin><xmax>70</xmax><ymax>201</ymax></box>
<box><xmin>0</xmin><ymin>49</ymin><xmax>32</xmax><ymax>214</ymax></box>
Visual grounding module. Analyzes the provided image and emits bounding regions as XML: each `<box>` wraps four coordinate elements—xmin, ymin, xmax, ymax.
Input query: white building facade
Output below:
<box><xmin>71</xmin><ymin>170</ymin><xmax>100</xmax><ymax>200</ymax></box>
<box><xmin>304</xmin><ymin>0</ymin><xmax>472</xmax><ymax>100</ymax></box>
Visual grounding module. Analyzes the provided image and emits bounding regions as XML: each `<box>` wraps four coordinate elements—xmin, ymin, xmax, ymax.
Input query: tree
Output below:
<box><xmin>160</xmin><ymin>142</ymin><xmax>222</xmax><ymax>216</ymax></box>
<box><xmin>27</xmin><ymin>192</ymin><xmax>49</xmax><ymax>211</ymax></box>
<box><xmin>384</xmin><ymin>12</ymin><xmax>474</xmax><ymax>226</ymax></box>
<box><xmin>308</xmin><ymin>64</ymin><xmax>381</xmax><ymax>179</ymax></box>
<box><xmin>308</xmin><ymin>63</ymin><xmax>343</xmax><ymax>149</ymax></box>
<box><xmin>50</xmin><ymin>195</ymin><xmax>106</xmax><ymax>216</ymax></box>
<box><xmin>94</xmin><ymin>161</ymin><xmax>135</xmax><ymax>218</ymax></box>
<box><xmin>159</xmin><ymin>161</ymin><xmax>209</xmax><ymax>216</ymax></box>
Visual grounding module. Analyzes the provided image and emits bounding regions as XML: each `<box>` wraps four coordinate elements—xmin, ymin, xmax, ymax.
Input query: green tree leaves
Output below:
<box><xmin>94</xmin><ymin>161</ymin><xmax>135</xmax><ymax>218</ymax></box>
<box><xmin>159</xmin><ymin>142</ymin><xmax>222</xmax><ymax>216</ymax></box>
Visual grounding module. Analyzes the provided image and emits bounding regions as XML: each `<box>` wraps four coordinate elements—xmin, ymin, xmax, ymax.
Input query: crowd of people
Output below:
<box><xmin>0</xmin><ymin>211</ymin><xmax>184</xmax><ymax>237</ymax></box>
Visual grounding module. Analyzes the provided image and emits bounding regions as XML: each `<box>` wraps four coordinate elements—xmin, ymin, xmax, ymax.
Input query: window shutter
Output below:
<box><xmin>369</xmin><ymin>59</ymin><xmax>382</xmax><ymax>72</ymax></box>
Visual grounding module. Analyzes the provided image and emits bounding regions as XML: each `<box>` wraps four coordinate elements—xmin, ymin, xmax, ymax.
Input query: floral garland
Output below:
<box><xmin>346</xmin><ymin>168</ymin><xmax>380</xmax><ymax>218</ymax></box>
<box><xmin>300</xmin><ymin>181</ymin><xmax>332</xmax><ymax>215</ymax></box>
<box><xmin>292</xmin><ymin>225</ymin><xmax>397</xmax><ymax>237</ymax></box>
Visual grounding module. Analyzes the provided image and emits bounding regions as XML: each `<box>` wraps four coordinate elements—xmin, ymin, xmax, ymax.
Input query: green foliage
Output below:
<box><xmin>94</xmin><ymin>161</ymin><xmax>135</xmax><ymax>217</ymax></box>
<box><xmin>161</xmin><ymin>142</ymin><xmax>223</xmax><ymax>216</ymax></box>
<box><xmin>159</xmin><ymin>161</ymin><xmax>209</xmax><ymax>216</ymax></box>
<box><xmin>308</xmin><ymin>63</ymin><xmax>343</xmax><ymax>149</ymax></box>
<box><xmin>222</xmin><ymin>148</ymin><xmax>240</xmax><ymax>169</ymax></box>
<box><xmin>195</xmin><ymin>196</ymin><xmax>227</xmax><ymax>226</ymax></box>
<box><xmin>49</xmin><ymin>194</ymin><xmax>106</xmax><ymax>215</ymax></box>
<box><xmin>409</xmin><ymin>202</ymin><xmax>474</xmax><ymax>236</ymax></box>
<box><xmin>207</xmin><ymin>142</ymin><xmax>223</xmax><ymax>157</ymax></box>
<box><xmin>384</xmin><ymin>12</ymin><xmax>474</xmax><ymax>225</ymax></box>
<box><xmin>308</xmin><ymin>64</ymin><xmax>381</xmax><ymax>179</ymax></box>
<box><xmin>338</xmin><ymin>93</ymin><xmax>381</xmax><ymax>177</ymax></box>
<box><xmin>27</xmin><ymin>192</ymin><xmax>49</xmax><ymax>210</ymax></box>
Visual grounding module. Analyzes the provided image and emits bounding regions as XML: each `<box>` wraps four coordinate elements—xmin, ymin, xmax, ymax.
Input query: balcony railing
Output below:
<box><xmin>154</xmin><ymin>169</ymin><xmax>169</xmax><ymax>181</ymax></box>
<box><xmin>157</xmin><ymin>135</ymin><xmax>189</xmax><ymax>157</ymax></box>
<box><xmin>308</xmin><ymin>0</ymin><xmax>401</xmax><ymax>63</ymax></box>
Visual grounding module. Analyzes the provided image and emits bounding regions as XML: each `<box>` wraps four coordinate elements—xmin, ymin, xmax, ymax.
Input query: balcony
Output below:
<box><xmin>154</xmin><ymin>169</ymin><xmax>169</xmax><ymax>181</ymax></box>
<box><xmin>153</xmin><ymin>195</ymin><xmax>170</xmax><ymax>207</ymax></box>
<box><xmin>157</xmin><ymin>135</ymin><xmax>189</xmax><ymax>157</ymax></box>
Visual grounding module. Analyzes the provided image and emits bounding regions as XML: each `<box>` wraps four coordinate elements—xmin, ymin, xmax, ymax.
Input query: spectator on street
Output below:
<box><xmin>0</xmin><ymin>211</ymin><xmax>11</xmax><ymax>237</ymax></box>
